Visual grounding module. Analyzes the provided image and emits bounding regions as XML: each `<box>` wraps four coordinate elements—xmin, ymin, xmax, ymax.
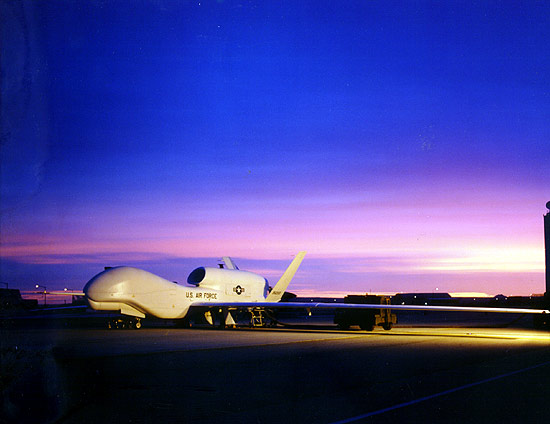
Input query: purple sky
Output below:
<box><xmin>1</xmin><ymin>1</ymin><xmax>549</xmax><ymax>297</ymax></box>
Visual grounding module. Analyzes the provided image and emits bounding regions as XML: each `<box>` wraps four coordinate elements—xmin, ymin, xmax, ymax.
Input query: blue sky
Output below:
<box><xmin>1</xmin><ymin>1</ymin><xmax>549</xmax><ymax>297</ymax></box>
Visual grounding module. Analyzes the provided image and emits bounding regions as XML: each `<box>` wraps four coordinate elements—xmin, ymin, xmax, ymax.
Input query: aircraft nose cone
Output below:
<box><xmin>84</xmin><ymin>267</ymin><xmax>127</xmax><ymax>301</ymax></box>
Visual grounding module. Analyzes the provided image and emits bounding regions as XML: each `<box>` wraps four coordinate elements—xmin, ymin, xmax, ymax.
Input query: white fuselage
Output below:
<box><xmin>84</xmin><ymin>266</ymin><xmax>269</xmax><ymax>319</ymax></box>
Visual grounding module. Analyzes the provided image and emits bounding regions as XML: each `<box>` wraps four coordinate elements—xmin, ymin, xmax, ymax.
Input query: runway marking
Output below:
<box><xmin>330</xmin><ymin>359</ymin><xmax>550</xmax><ymax>424</ymax></box>
<box><xmin>375</xmin><ymin>330</ymin><xmax>543</xmax><ymax>340</ymax></box>
<box><xmin>279</xmin><ymin>327</ymin><xmax>549</xmax><ymax>341</ymax></box>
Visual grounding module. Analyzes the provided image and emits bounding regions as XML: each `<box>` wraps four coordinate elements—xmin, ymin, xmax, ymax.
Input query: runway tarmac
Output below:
<box><xmin>2</xmin><ymin>322</ymin><xmax>549</xmax><ymax>423</ymax></box>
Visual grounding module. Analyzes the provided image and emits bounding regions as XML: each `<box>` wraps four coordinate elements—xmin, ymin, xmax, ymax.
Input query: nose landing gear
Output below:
<box><xmin>107</xmin><ymin>317</ymin><xmax>142</xmax><ymax>329</ymax></box>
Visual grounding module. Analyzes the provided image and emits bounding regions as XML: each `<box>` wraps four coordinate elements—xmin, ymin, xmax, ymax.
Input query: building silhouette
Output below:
<box><xmin>545</xmin><ymin>201</ymin><xmax>550</xmax><ymax>297</ymax></box>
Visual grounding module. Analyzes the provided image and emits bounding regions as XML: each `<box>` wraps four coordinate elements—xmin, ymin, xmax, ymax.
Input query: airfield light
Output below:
<box><xmin>35</xmin><ymin>284</ymin><xmax>47</xmax><ymax>305</ymax></box>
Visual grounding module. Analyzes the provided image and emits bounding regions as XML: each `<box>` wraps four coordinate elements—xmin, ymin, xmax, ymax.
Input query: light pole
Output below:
<box><xmin>64</xmin><ymin>287</ymin><xmax>76</xmax><ymax>304</ymax></box>
<box><xmin>35</xmin><ymin>284</ymin><xmax>47</xmax><ymax>305</ymax></box>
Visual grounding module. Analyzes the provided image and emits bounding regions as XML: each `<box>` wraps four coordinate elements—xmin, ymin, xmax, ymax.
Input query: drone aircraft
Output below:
<box><xmin>83</xmin><ymin>251</ymin><xmax>549</xmax><ymax>329</ymax></box>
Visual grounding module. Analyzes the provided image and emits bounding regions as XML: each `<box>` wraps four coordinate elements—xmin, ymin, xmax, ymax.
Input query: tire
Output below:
<box><xmin>382</xmin><ymin>322</ymin><xmax>393</xmax><ymax>330</ymax></box>
<box><xmin>359</xmin><ymin>317</ymin><xmax>375</xmax><ymax>331</ymax></box>
<box><xmin>360</xmin><ymin>323</ymin><xmax>375</xmax><ymax>331</ymax></box>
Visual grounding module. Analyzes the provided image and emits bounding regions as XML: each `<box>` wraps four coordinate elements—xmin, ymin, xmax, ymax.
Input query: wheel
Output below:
<box><xmin>359</xmin><ymin>322</ymin><xmax>375</xmax><ymax>331</ymax></box>
<box><xmin>382</xmin><ymin>322</ymin><xmax>393</xmax><ymax>330</ymax></box>
<box><xmin>359</xmin><ymin>317</ymin><xmax>375</xmax><ymax>331</ymax></box>
<box><xmin>134</xmin><ymin>320</ymin><xmax>142</xmax><ymax>329</ymax></box>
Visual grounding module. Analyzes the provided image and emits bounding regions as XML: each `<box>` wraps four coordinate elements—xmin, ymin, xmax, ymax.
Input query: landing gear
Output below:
<box><xmin>107</xmin><ymin>317</ymin><xmax>142</xmax><ymax>329</ymax></box>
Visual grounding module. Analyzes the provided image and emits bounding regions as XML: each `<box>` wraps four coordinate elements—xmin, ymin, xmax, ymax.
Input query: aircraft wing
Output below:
<box><xmin>28</xmin><ymin>290</ymin><xmax>85</xmax><ymax>296</ymax></box>
<box><xmin>50</xmin><ymin>291</ymin><xmax>85</xmax><ymax>296</ymax></box>
<box><xmin>191</xmin><ymin>301</ymin><xmax>550</xmax><ymax>315</ymax></box>
<box><xmin>30</xmin><ymin>305</ymin><xmax>88</xmax><ymax>312</ymax></box>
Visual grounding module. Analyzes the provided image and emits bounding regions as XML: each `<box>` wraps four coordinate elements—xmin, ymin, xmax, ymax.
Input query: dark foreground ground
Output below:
<box><xmin>1</xmin><ymin>313</ymin><xmax>549</xmax><ymax>424</ymax></box>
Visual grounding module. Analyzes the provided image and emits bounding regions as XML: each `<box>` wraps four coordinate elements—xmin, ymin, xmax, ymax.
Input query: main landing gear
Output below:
<box><xmin>107</xmin><ymin>317</ymin><xmax>142</xmax><ymax>329</ymax></box>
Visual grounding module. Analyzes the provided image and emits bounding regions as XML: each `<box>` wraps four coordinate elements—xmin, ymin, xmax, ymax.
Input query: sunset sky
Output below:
<box><xmin>2</xmin><ymin>1</ymin><xmax>549</xmax><ymax>298</ymax></box>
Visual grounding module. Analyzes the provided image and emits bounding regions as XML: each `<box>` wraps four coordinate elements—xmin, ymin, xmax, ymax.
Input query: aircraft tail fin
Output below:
<box><xmin>266</xmin><ymin>251</ymin><xmax>306</xmax><ymax>302</ymax></box>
